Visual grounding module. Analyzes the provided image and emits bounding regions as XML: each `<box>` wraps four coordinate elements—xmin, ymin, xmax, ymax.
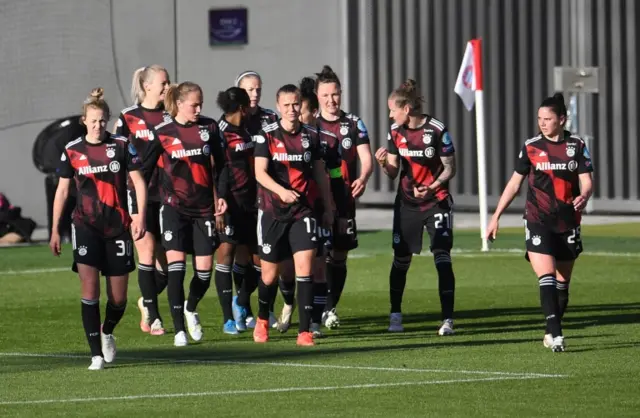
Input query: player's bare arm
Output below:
<box><xmin>428</xmin><ymin>155</ymin><xmax>457</xmax><ymax>191</ymax></box>
<box><xmin>49</xmin><ymin>177</ymin><xmax>71</xmax><ymax>256</ymax></box>
<box><xmin>254</xmin><ymin>156</ymin><xmax>298</xmax><ymax>203</ymax></box>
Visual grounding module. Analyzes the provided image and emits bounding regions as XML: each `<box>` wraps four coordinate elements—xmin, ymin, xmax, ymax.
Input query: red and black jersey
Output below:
<box><xmin>515</xmin><ymin>131</ymin><xmax>594</xmax><ymax>232</ymax></box>
<box><xmin>316</xmin><ymin>111</ymin><xmax>370</xmax><ymax>216</ymax></box>
<box><xmin>387</xmin><ymin>115</ymin><xmax>454</xmax><ymax>211</ymax></box>
<box><xmin>246</xmin><ymin>107</ymin><xmax>278</xmax><ymax>136</ymax></box>
<box><xmin>114</xmin><ymin>104</ymin><xmax>170</xmax><ymax>202</ymax></box>
<box><xmin>218</xmin><ymin>117</ymin><xmax>256</xmax><ymax>212</ymax></box>
<box><xmin>148</xmin><ymin>116</ymin><xmax>226</xmax><ymax>218</ymax></box>
<box><xmin>254</xmin><ymin>122</ymin><xmax>325</xmax><ymax>221</ymax></box>
<box><xmin>311</xmin><ymin>127</ymin><xmax>349</xmax><ymax>217</ymax></box>
<box><xmin>57</xmin><ymin>133</ymin><xmax>142</xmax><ymax>238</ymax></box>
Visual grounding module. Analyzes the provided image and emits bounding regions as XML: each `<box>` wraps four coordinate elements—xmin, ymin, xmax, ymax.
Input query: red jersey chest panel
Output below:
<box><xmin>388</xmin><ymin>116</ymin><xmax>452</xmax><ymax>210</ymax></box>
<box><xmin>219</xmin><ymin>118</ymin><xmax>256</xmax><ymax>209</ymax></box>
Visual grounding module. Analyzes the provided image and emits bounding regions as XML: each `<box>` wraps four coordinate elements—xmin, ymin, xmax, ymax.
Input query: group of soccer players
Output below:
<box><xmin>49</xmin><ymin>63</ymin><xmax>593</xmax><ymax>369</ymax></box>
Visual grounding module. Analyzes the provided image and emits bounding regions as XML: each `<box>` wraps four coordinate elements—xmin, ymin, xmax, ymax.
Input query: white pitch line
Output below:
<box><xmin>0</xmin><ymin>267</ymin><xmax>69</xmax><ymax>275</ymax></box>
<box><xmin>0</xmin><ymin>375</ymin><xmax>542</xmax><ymax>406</ymax></box>
<box><xmin>0</xmin><ymin>352</ymin><xmax>567</xmax><ymax>378</ymax></box>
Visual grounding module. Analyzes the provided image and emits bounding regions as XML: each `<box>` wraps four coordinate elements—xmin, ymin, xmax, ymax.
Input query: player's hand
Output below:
<box><xmin>215</xmin><ymin>215</ymin><xmax>225</xmax><ymax>233</ymax></box>
<box><xmin>278</xmin><ymin>189</ymin><xmax>300</xmax><ymax>204</ymax></box>
<box><xmin>336</xmin><ymin>217</ymin><xmax>349</xmax><ymax>235</ymax></box>
<box><xmin>322</xmin><ymin>210</ymin><xmax>334</xmax><ymax>229</ymax></box>
<box><xmin>131</xmin><ymin>217</ymin><xmax>146</xmax><ymax>241</ymax></box>
<box><xmin>215</xmin><ymin>198</ymin><xmax>228</xmax><ymax>216</ymax></box>
<box><xmin>49</xmin><ymin>232</ymin><xmax>62</xmax><ymax>256</ymax></box>
<box><xmin>573</xmin><ymin>195</ymin><xmax>588</xmax><ymax>212</ymax></box>
<box><xmin>486</xmin><ymin>218</ymin><xmax>499</xmax><ymax>242</ymax></box>
<box><xmin>374</xmin><ymin>148</ymin><xmax>388</xmax><ymax>167</ymax></box>
<box><xmin>413</xmin><ymin>185</ymin><xmax>430</xmax><ymax>199</ymax></box>
<box><xmin>351</xmin><ymin>178</ymin><xmax>367</xmax><ymax>198</ymax></box>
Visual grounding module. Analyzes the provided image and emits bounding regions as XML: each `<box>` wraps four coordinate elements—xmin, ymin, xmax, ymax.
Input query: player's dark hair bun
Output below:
<box><xmin>216</xmin><ymin>87</ymin><xmax>249</xmax><ymax>114</ymax></box>
<box><xmin>400</xmin><ymin>79</ymin><xmax>418</xmax><ymax>93</ymax></box>
<box><xmin>540</xmin><ymin>93</ymin><xmax>568</xmax><ymax>118</ymax></box>
<box><xmin>300</xmin><ymin>77</ymin><xmax>316</xmax><ymax>95</ymax></box>
<box><xmin>389</xmin><ymin>79</ymin><xmax>424</xmax><ymax>112</ymax></box>
<box><xmin>315</xmin><ymin>64</ymin><xmax>341</xmax><ymax>89</ymax></box>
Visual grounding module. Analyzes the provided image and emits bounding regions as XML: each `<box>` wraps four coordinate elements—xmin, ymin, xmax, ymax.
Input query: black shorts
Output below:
<box><xmin>257</xmin><ymin>210</ymin><xmax>318</xmax><ymax>263</ymax></box>
<box><xmin>220</xmin><ymin>209</ymin><xmax>258</xmax><ymax>250</ymax></box>
<box><xmin>392</xmin><ymin>197</ymin><xmax>454</xmax><ymax>256</ymax></box>
<box><xmin>128</xmin><ymin>192</ymin><xmax>162</xmax><ymax>239</ymax></box>
<box><xmin>71</xmin><ymin>223</ymin><xmax>135</xmax><ymax>276</ymax></box>
<box><xmin>524</xmin><ymin>221</ymin><xmax>583</xmax><ymax>261</ymax></box>
<box><xmin>329</xmin><ymin>217</ymin><xmax>358</xmax><ymax>252</ymax></box>
<box><xmin>159</xmin><ymin>205</ymin><xmax>218</xmax><ymax>256</ymax></box>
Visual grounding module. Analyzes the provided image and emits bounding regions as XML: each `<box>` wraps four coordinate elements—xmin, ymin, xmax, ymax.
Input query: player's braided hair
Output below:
<box><xmin>217</xmin><ymin>87</ymin><xmax>249</xmax><ymax>114</ymax></box>
<box><xmin>82</xmin><ymin>87</ymin><xmax>110</xmax><ymax>120</ymax></box>
<box><xmin>300</xmin><ymin>76</ymin><xmax>319</xmax><ymax>112</ymax></box>
<box><xmin>164</xmin><ymin>82</ymin><xmax>203</xmax><ymax>117</ymax></box>
<box><xmin>315</xmin><ymin>65</ymin><xmax>341</xmax><ymax>90</ymax></box>
<box><xmin>390</xmin><ymin>79</ymin><xmax>424</xmax><ymax>112</ymax></box>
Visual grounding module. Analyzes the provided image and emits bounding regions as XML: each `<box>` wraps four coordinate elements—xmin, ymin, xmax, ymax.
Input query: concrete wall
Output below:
<box><xmin>1</xmin><ymin>0</ymin><xmax>342</xmax><ymax>225</ymax></box>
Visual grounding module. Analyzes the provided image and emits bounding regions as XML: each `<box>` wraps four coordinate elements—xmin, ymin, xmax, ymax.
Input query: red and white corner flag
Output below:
<box><xmin>454</xmin><ymin>39</ymin><xmax>483</xmax><ymax>111</ymax></box>
<box><xmin>454</xmin><ymin>39</ymin><xmax>489</xmax><ymax>251</ymax></box>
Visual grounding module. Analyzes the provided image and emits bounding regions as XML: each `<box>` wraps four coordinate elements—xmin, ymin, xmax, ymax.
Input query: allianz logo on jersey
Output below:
<box><xmin>135</xmin><ymin>129</ymin><xmax>154</xmax><ymax>140</ymax></box>
<box><xmin>272</xmin><ymin>151</ymin><xmax>312</xmax><ymax>162</ymax></box>
<box><xmin>172</xmin><ymin>149</ymin><xmax>202</xmax><ymax>158</ymax></box>
<box><xmin>235</xmin><ymin>142</ymin><xmax>254</xmax><ymax>152</ymax></box>
<box><xmin>78</xmin><ymin>161</ymin><xmax>121</xmax><ymax>175</ymax></box>
<box><xmin>399</xmin><ymin>147</ymin><xmax>436</xmax><ymax>158</ymax></box>
<box><xmin>536</xmin><ymin>161</ymin><xmax>578</xmax><ymax>172</ymax></box>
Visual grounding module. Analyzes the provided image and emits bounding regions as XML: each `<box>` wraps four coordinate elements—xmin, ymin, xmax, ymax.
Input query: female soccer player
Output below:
<box><xmin>146</xmin><ymin>82</ymin><xmax>228</xmax><ymax>346</ymax></box>
<box><xmin>314</xmin><ymin>65</ymin><xmax>373</xmax><ymax>329</ymax></box>
<box><xmin>50</xmin><ymin>88</ymin><xmax>147</xmax><ymax>370</ymax></box>
<box><xmin>276</xmin><ymin>76</ymin><xmax>346</xmax><ymax>338</ymax></box>
<box><xmin>115</xmin><ymin>65</ymin><xmax>171</xmax><ymax>336</ymax></box>
<box><xmin>486</xmin><ymin>93</ymin><xmax>594</xmax><ymax>352</ymax></box>
<box><xmin>231</xmin><ymin>71</ymin><xmax>279</xmax><ymax>330</ymax></box>
<box><xmin>214</xmin><ymin>86</ymin><xmax>258</xmax><ymax>334</ymax></box>
<box><xmin>253</xmin><ymin>84</ymin><xmax>347</xmax><ymax>346</ymax></box>
<box><xmin>375</xmin><ymin>79</ymin><xmax>458</xmax><ymax>336</ymax></box>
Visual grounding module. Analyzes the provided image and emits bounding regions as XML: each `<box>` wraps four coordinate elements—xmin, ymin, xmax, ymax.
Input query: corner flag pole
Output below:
<box><xmin>471</xmin><ymin>39</ymin><xmax>489</xmax><ymax>252</ymax></box>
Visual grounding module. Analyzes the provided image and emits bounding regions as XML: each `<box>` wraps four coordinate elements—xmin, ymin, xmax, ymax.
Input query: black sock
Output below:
<box><xmin>390</xmin><ymin>258</ymin><xmax>411</xmax><ymax>313</ymax></box>
<box><xmin>434</xmin><ymin>252</ymin><xmax>455</xmax><ymax>320</ymax></box>
<box><xmin>278</xmin><ymin>277</ymin><xmax>296</xmax><ymax>306</ymax></box>
<box><xmin>232</xmin><ymin>263</ymin><xmax>247</xmax><ymax>296</ymax></box>
<box><xmin>102</xmin><ymin>301</ymin><xmax>127</xmax><ymax>335</ymax></box>
<box><xmin>138</xmin><ymin>263</ymin><xmax>159</xmax><ymax>323</ymax></box>
<box><xmin>167</xmin><ymin>261</ymin><xmax>187</xmax><ymax>333</ymax></box>
<box><xmin>257</xmin><ymin>279</ymin><xmax>272</xmax><ymax>321</ymax></box>
<box><xmin>557</xmin><ymin>281</ymin><xmax>570</xmax><ymax>320</ymax></box>
<box><xmin>214</xmin><ymin>264</ymin><xmax>234</xmax><ymax>322</ymax></box>
<box><xmin>155</xmin><ymin>269</ymin><xmax>168</xmax><ymax>294</ymax></box>
<box><xmin>268</xmin><ymin>280</ymin><xmax>278</xmax><ymax>313</ymax></box>
<box><xmin>539</xmin><ymin>274</ymin><xmax>562</xmax><ymax>337</ymax></box>
<box><xmin>312</xmin><ymin>282</ymin><xmax>328</xmax><ymax>324</ymax></box>
<box><xmin>81</xmin><ymin>298</ymin><xmax>102</xmax><ymax>357</ymax></box>
<box><xmin>187</xmin><ymin>269</ymin><xmax>213</xmax><ymax>312</ymax></box>
<box><xmin>246</xmin><ymin>264</ymin><xmax>261</xmax><ymax>318</ymax></box>
<box><xmin>325</xmin><ymin>257</ymin><xmax>347</xmax><ymax>311</ymax></box>
<box><xmin>296</xmin><ymin>276</ymin><xmax>314</xmax><ymax>333</ymax></box>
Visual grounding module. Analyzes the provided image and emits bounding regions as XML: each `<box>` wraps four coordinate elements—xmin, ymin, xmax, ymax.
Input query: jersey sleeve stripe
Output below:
<box><xmin>65</xmin><ymin>137</ymin><xmax>83</xmax><ymax>148</ymax></box>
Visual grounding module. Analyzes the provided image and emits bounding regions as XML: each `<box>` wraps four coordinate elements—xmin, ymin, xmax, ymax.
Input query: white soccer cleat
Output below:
<box><xmin>551</xmin><ymin>336</ymin><xmax>566</xmax><ymax>352</ymax></box>
<box><xmin>437</xmin><ymin>319</ymin><xmax>455</xmax><ymax>336</ymax></box>
<box><xmin>246</xmin><ymin>316</ymin><xmax>256</xmax><ymax>329</ymax></box>
<box><xmin>184</xmin><ymin>306</ymin><xmax>203</xmax><ymax>341</ymax></box>
<box><xmin>388</xmin><ymin>313</ymin><xmax>404</xmax><ymax>332</ymax></box>
<box><xmin>88</xmin><ymin>356</ymin><xmax>105</xmax><ymax>370</ymax></box>
<box><xmin>269</xmin><ymin>312</ymin><xmax>278</xmax><ymax>329</ymax></box>
<box><xmin>100</xmin><ymin>332</ymin><xmax>116</xmax><ymax>363</ymax></box>
<box><xmin>174</xmin><ymin>331</ymin><xmax>188</xmax><ymax>347</ymax></box>
<box><xmin>543</xmin><ymin>333</ymin><xmax>554</xmax><ymax>348</ymax></box>
<box><xmin>322</xmin><ymin>308</ymin><xmax>340</xmax><ymax>329</ymax></box>
<box><xmin>277</xmin><ymin>303</ymin><xmax>295</xmax><ymax>333</ymax></box>
<box><xmin>310</xmin><ymin>322</ymin><xmax>324</xmax><ymax>339</ymax></box>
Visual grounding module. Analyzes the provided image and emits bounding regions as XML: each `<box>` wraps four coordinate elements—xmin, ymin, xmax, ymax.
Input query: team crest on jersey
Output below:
<box><xmin>302</xmin><ymin>139</ymin><xmax>310</xmax><ymax>149</ymax></box>
<box><xmin>106</xmin><ymin>149</ymin><xmax>116</xmax><ymax>159</ymax></box>
<box><xmin>200</xmin><ymin>129</ymin><xmax>210</xmax><ymax>141</ymax></box>
<box><xmin>262</xmin><ymin>243</ymin><xmax>272</xmax><ymax>254</ymax></box>
<box><xmin>425</xmin><ymin>147</ymin><xmax>436</xmax><ymax>158</ymax></box>
<box><xmin>423</xmin><ymin>132</ymin><xmax>432</xmax><ymax>145</ymax></box>
<box><xmin>566</xmin><ymin>146</ymin><xmax>576</xmax><ymax>157</ymax></box>
<box><xmin>340</xmin><ymin>126</ymin><xmax>349</xmax><ymax>136</ymax></box>
<box><xmin>202</xmin><ymin>145</ymin><xmax>211</xmax><ymax>156</ymax></box>
<box><xmin>164</xmin><ymin>231</ymin><xmax>173</xmax><ymax>242</ymax></box>
<box><xmin>109</xmin><ymin>161</ymin><xmax>121</xmax><ymax>173</ymax></box>
<box><xmin>78</xmin><ymin>246</ymin><xmax>88</xmax><ymax>256</ymax></box>
<box><xmin>342</xmin><ymin>138</ymin><xmax>353</xmax><ymax>149</ymax></box>
<box><xmin>303</xmin><ymin>151</ymin><xmax>312</xmax><ymax>163</ymax></box>
<box><xmin>531</xmin><ymin>235</ymin><xmax>541</xmax><ymax>246</ymax></box>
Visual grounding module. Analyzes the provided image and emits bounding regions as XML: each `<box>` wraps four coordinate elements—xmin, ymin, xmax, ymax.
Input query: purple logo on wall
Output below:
<box><xmin>209</xmin><ymin>8</ymin><xmax>248</xmax><ymax>45</ymax></box>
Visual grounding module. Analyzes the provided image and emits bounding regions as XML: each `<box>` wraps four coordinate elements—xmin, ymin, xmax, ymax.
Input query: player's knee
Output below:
<box><xmin>392</xmin><ymin>254</ymin><xmax>412</xmax><ymax>270</ymax></box>
<box><xmin>216</xmin><ymin>248</ymin><xmax>234</xmax><ymax>267</ymax></box>
<box><xmin>196</xmin><ymin>269</ymin><xmax>213</xmax><ymax>282</ymax></box>
<box><xmin>108</xmin><ymin>296</ymin><xmax>127</xmax><ymax>308</ymax></box>
<box><xmin>326</xmin><ymin>254</ymin><xmax>346</xmax><ymax>268</ymax></box>
<box><xmin>433</xmin><ymin>250</ymin><xmax>452</xmax><ymax>266</ymax></box>
<box><xmin>330</xmin><ymin>250</ymin><xmax>347</xmax><ymax>263</ymax></box>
